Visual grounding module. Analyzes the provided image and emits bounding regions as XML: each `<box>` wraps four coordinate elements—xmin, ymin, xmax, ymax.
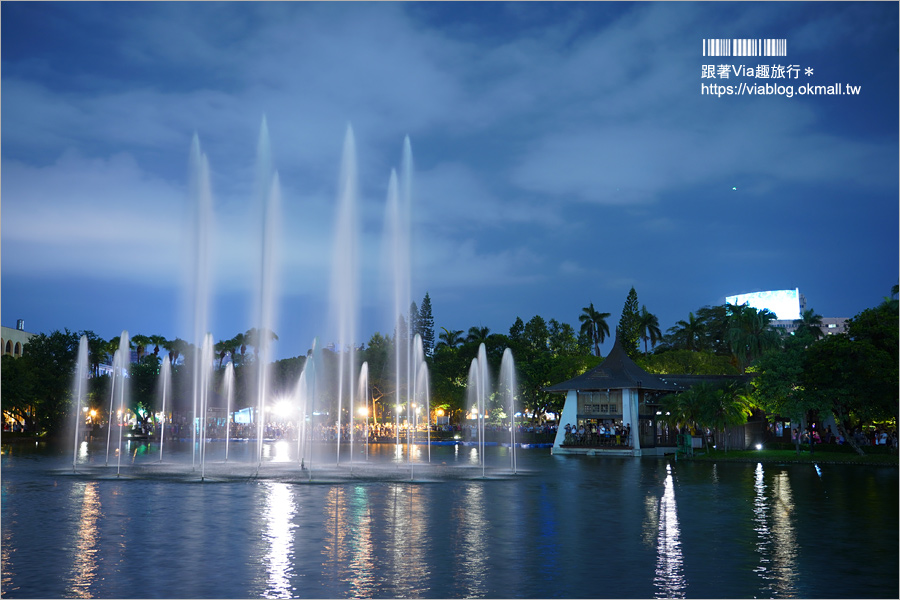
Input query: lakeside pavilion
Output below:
<box><xmin>546</xmin><ymin>335</ymin><xmax>684</xmax><ymax>457</ymax></box>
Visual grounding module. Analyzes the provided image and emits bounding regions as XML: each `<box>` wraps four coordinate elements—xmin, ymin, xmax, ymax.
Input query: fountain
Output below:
<box><xmin>222</xmin><ymin>361</ymin><xmax>234</xmax><ymax>461</ymax></box>
<box><xmin>71</xmin><ymin>335</ymin><xmax>89</xmax><ymax>472</ymax></box>
<box><xmin>500</xmin><ymin>348</ymin><xmax>517</xmax><ymax>474</ymax></box>
<box><xmin>67</xmin><ymin>120</ymin><xmax>530</xmax><ymax>484</ymax></box>
<box><xmin>158</xmin><ymin>355</ymin><xmax>171</xmax><ymax>462</ymax></box>
<box><xmin>330</xmin><ymin>125</ymin><xmax>359</xmax><ymax>466</ymax></box>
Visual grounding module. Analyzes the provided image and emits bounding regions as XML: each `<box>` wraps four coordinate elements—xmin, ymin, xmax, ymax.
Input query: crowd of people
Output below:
<box><xmin>788</xmin><ymin>424</ymin><xmax>898</xmax><ymax>450</ymax></box>
<box><xmin>562</xmin><ymin>421</ymin><xmax>632</xmax><ymax>447</ymax></box>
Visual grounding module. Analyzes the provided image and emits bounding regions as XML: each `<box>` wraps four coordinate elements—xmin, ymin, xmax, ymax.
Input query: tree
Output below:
<box><xmin>148</xmin><ymin>334</ymin><xmax>168</xmax><ymax>358</ymax></box>
<box><xmin>794</xmin><ymin>308</ymin><xmax>824</xmax><ymax>341</ymax></box>
<box><xmin>726</xmin><ymin>304</ymin><xmax>781</xmax><ymax>372</ymax></box>
<box><xmin>2</xmin><ymin>329</ymin><xmax>81</xmax><ymax>434</ymax></box>
<box><xmin>641</xmin><ymin>349</ymin><xmax>740</xmax><ymax>375</ymax></box>
<box><xmin>437</xmin><ymin>327</ymin><xmax>464</xmax><ymax>349</ymax></box>
<box><xmin>617</xmin><ymin>287</ymin><xmax>641</xmax><ymax>360</ymax></box>
<box><xmin>79</xmin><ymin>330</ymin><xmax>107</xmax><ymax>378</ymax></box>
<box><xmin>696</xmin><ymin>305</ymin><xmax>731</xmax><ymax>355</ymax></box>
<box><xmin>548</xmin><ymin>319</ymin><xmax>581</xmax><ymax>357</ymax></box>
<box><xmin>638</xmin><ymin>305</ymin><xmax>662</xmax><ymax>354</ymax></box>
<box><xmin>466</xmin><ymin>326</ymin><xmax>491</xmax><ymax>345</ymax></box>
<box><xmin>131</xmin><ymin>334</ymin><xmax>152</xmax><ymax>363</ymax></box>
<box><xmin>800</xmin><ymin>299</ymin><xmax>898</xmax><ymax>455</ymax></box>
<box><xmin>419</xmin><ymin>293</ymin><xmax>435</xmax><ymax>357</ymax></box>
<box><xmin>749</xmin><ymin>330</ymin><xmax>820</xmax><ymax>455</ymax></box>
<box><xmin>659</xmin><ymin>383</ymin><xmax>714</xmax><ymax>449</ymax></box>
<box><xmin>665</xmin><ymin>312</ymin><xmax>705</xmax><ymax>352</ymax></box>
<box><xmin>578</xmin><ymin>302</ymin><xmax>610</xmax><ymax>357</ymax></box>
<box><xmin>409</xmin><ymin>301</ymin><xmax>421</xmax><ymax>344</ymax></box>
<box><xmin>704</xmin><ymin>380</ymin><xmax>754</xmax><ymax>452</ymax></box>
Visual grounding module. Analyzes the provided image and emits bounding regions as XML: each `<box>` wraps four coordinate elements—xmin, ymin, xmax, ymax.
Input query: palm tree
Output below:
<box><xmin>667</xmin><ymin>312</ymin><xmax>704</xmax><ymax>351</ymax></box>
<box><xmin>726</xmin><ymin>304</ymin><xmax>781</xmax><ymax>372</ymax></box>
<box><xmin>148</xmin><ymin>335</ymin><xmax>168</xmax><ymax>358</ymax></box>
<box><xmin>466</xmin><ymin>326</ymin><xmax>491</xmax><ymax>345</ymax></box>
<box><xmin>638</xmin><ymin>305</ymin><xmax>662</xmax><ymax>354</ymax></box>
<box><xmin>578</xmin><ymin>302</ymin><xmax>611</xmax><ymax>357</ymax></box>
<box><xmin>703</xmin><ymin>381</ymin><xmax>754</xmax><ymax>452</ymax></box>
<box><xmin>162</xmin><ymin>337</ymin><xmax>190</xmax><ymax>366</ymax></box>
<box><xmin>437</xmin><ymin>327</ymin><xmax>464</xmax><ymax>348</ymax></box>
<box><xmin>793</xmin><ymin>308</ymin><xmax>824</xmax><ymax>340</ymax></box>
<box><xmin>131</xmin><ymin>334</ymin><xmax>152</xmax><ymax>363</ymax></box>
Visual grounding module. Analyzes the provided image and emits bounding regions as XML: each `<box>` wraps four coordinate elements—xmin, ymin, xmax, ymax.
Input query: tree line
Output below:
<box><xmin>3</xmin><ymin>286</ymin><xmax>896</xmax><ymax>453</ymax></box>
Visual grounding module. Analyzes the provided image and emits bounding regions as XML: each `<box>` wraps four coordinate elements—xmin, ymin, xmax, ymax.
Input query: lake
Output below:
<box><xmin>1</xmin><ymin>439</ymin><xmax>897</xmax><ymax>598</ymax></box>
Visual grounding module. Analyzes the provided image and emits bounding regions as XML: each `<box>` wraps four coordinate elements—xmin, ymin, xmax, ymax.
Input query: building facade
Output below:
<box><xmin>1</xmin><ymin>321</ymin><xmax>35</xmax><ymax>358</ymax></box>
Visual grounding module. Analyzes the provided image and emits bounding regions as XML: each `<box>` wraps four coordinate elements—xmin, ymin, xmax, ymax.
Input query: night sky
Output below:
<box><xmin>2</xmin><ymin>1</ymin><xmax>897</xmax><ymax>360</ymax></box>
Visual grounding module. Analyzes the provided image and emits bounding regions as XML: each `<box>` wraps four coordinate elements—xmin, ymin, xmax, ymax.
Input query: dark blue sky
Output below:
<box><xmin>2</xmin><ymin>1</ymin><xmax>897</xmax><ymax>360</ymax></box>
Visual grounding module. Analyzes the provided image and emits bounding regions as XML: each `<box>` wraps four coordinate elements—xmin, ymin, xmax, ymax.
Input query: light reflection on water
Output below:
<box><xmin>753</xmin><ymin>463</ymin><xmax>798</xmax><ymax>597</ymax></box>
<box><xmin>262</xmin><ymin>482</ymin><xmax>296</xmax><ymax>598</ymax></box>
<box><xmin>452</xmin><ymin>483</ymin><xmax>488</xmax><ymax>598</ymax></box>
<box><xmin>653</xmin><ymin>463</ymin><xmax>686</xmax><ymax>598</ymax></box>
<box><xmin>1</xmin><ymin>445</ymin><xmax>897</xmax><ymax>599</ymax></box>
<box><xmin>346</xmin><ymin>486</ymin><xmax>375</xmax><ymax>597</ymax></box>
<box><xmin>66</xmin><ymin>481</ymin><xmax>101</xmax><ymax>598</ymax></box>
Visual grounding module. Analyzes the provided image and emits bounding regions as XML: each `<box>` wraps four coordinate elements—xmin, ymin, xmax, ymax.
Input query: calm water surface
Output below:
<box><xmin>1</xmin><ymin>440</ymin><xmax>897</xmax><ymax>598</ymax></box>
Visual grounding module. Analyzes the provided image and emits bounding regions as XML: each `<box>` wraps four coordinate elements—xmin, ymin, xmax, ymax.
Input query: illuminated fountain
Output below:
<box><xmin>68</xmin><ymin>121</ymin><xmax>528</xmax><ymax>484</ymax></box>
<box><xmin>71</xmin><ymin>335</ymin><xmax>89</xmax><ymax>472</ymax></box>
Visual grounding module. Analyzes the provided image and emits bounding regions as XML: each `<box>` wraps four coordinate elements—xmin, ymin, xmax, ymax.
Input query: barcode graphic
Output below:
<box><xmin>703</xmin><ymin>39</ymin><xmax>787</xmax><ymax>57</ymax></box>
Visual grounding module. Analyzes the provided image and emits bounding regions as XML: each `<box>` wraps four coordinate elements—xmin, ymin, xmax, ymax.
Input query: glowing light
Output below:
<box><xmin>358</xmin><ymin>407</ymin><xmax>368</xmax><ymax>417</ymax></box>
<box><xmin>756</xmin><ymin>443</ymin><xmax>763</xmax><ymax>450</ymax></box>
<box><xmin>436</xmin><ymin>409</ymin><xmax>445</xmax><ymax>417</ymax></box>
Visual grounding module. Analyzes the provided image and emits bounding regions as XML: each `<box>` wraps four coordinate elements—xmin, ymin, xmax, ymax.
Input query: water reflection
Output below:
<box><xmin>752</xmin><ymin>463</ymin><xmax>798</xmax><ymax>597</ymax></box>
<box><xmin>262</xmin><ymin>482</ymin><xmax>296</xmax><ymax>598</ymax></box>
<box><xmin>384</xmin><ymin>484</ymin><xmax>430</xmax><ymax>597</ymax></box>
<box><xmin>452</xmin><ymin>483</ymin><xmax>488</xmax><ymax>597</ymax></box>
<box><xmin>346</xmin><ymin>486</ymin><xmax>376</xmax><ymax>596</ymax></box>
<box><xmin>66</xmin><ymin>481</ymin><xmax>101</xmax><ymax>598</ymax></box>
<box><xmin>653</xmin><ymin>464</ymin><xmax>686</xmax><ymax>598</ymax></box>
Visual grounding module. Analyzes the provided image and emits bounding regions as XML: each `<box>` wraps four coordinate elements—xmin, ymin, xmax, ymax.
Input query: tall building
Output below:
<box><xmin>725</xmin><ymin>289</ymin><xmax>848</xmax><ymax>336</ymax></box>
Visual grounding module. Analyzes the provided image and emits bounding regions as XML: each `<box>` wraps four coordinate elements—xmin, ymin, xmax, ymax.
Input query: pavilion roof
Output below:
<box><xmin>544</xmin><ymin>335</ymin><xmax>680</xmax><ymax>393</ymax></box>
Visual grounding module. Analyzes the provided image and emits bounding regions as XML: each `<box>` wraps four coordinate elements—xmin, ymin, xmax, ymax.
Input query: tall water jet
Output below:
<box><xmin>400</xmin><ymin>138</ymin><xmax>414</xmax><ymax>450</ymax></box>
<box><xmin>188</xmin><ymin>135</ymin><xmax>213</xmax><ymax>469</ymax></box>
<box><xmin>114</xmin><ymin>334</ymin><xmax>131</xmax><ymax>477</ymax></box>
<box><xmin>199</xmin><ymin>333</ymin><xmax>214</xmax><ymax>480</ymax></box>
<box><xmin>105</xmin><ymin>332</ymin><xmax>129</xmax><ymax>467</ymax></box>
<box><xmin>253</xmin><ymin>117</ymin><xmax>282</xmax><ymax>468</ymax></box>
<box><xmin>500</xmin><ymin>348</ymin><xmax>517</xmax><ymax>474</ymax></box>
<box><xmin>71</xmin><ymin>335</ymin><xmax>89</xmax><ymax>472</ymax></box>
<box><xmin>158</xmin><ymin>355</ymin><xmax>171</xmax><ymax>462</ymax></box>
<box><xmin>408</xmin><ymin>333</ymin><xmax>425</xmax><ymax>469</ymax></box>
<box><xmin>223</xmin><ymin>361</ymin><xmax>234</xmax><ymax>462</ymax></box>
<box><xmin>295</xmin><ymin>368</ymin><xmax>309</xmax><ymax>467</ymax></box>
<box><xmin>358</xmin><ymin>361</ymin><xmax>370</xmax><ymax>461</ymax></box>
<box><xmin>383</xmin><ymin>170</ymin><xmax>404</xmax><ymax>444</ymax></box>
<box><xmin>415</xmin><ymin>362</ymin><xmax>431</xmax><ymax>463</ymax></box>
<box><xmin>330</xmin><ymin>125</ymin><xmax>359</xmax><ymax>465</ymax></box>
<box><xmin>477</xmin><ymin>343</ymin><xmax>490</xmax><ymax>477</ymax></box>
<box><xmin>466</xmin><ymin>357</ymin><xmax>483</xmax><ymax>476</ymax></box>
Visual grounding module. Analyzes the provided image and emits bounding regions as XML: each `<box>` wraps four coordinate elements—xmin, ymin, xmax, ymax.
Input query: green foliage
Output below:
<box><xmin>726</xmin><ymin>304</ymin><xmax>781</xmax><ymax>372</ymax></box>
<box><xmin>437</xmin><ymin>327</ymin><xmax>464</xmax><ymax>349</ymax></box>
<box><xmin>794</xmin><ymin>308</ymin><xmax>824</xmax><ymax>340</ymax></box>
<box><xmin>129</xmin><ymin>354</ymin><xmax>162</xmax><ymax>422</ymax></box>
<box><xmin>659</xmin><ymin>379</ymin><xmax>753</xmax><ymax>452</ymax></box>
<box><xmin>640</xmin><ymin>349</ymin><xmax>740</xmax><ymax>375</ymax></box>
<box><xmin>1</xmin><ymin>329</ymin><xmax>81</xmax><ymax>433</ymax></box>
<box><xmin>578</xmin><ymin>302</ymin><xmax>611</xmax><ymax>357</ymax></box>
<box><xmin>638</xmin><ymin>305</ymin><xmax>662</xmax><ymax>354</ymax></box>
<box><xmin>418</xmin><ymin>292</ymin><xmax>435</xmax><ymax>357</ymax></box>
<box><xmin>617</xmin><ymin>287</ymin><xmax>641</xmax><ymax>360</ymax></box>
